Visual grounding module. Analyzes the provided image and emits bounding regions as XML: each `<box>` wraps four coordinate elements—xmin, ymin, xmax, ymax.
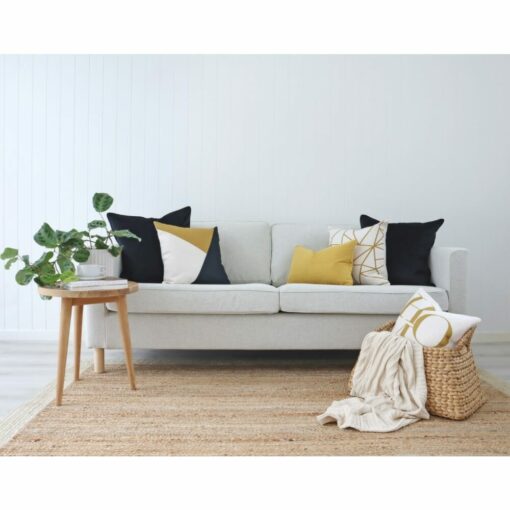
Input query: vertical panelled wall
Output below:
<box><xmin>0</xmin><ymin>55</ymin><xmax>189</xmax><ymax>336</ymax></box>
<box><xmin>1</xmin><ymin>55</ymin><xmax>509</xmax><ymax>336</ymax></box>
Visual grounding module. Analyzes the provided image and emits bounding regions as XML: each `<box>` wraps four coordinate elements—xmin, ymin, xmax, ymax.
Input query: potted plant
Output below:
<box><xmin>1</xmin><ymin>192</ymin><xmax>140</xmax><ymax>298</ymax></box>
<box><xmin>83</xmin><ymin>193</ymin><xmax>140</xmax><ymax>276</ymax></box>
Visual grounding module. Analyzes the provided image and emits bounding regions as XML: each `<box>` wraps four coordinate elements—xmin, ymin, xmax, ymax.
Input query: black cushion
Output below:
<box><xmin>360</xmin><ymin>214</ymin><xmax>444</xmax><ymax>285</ymax></box>
<box><xmin>107</xmin><ymin>207</ymin><xmax>191</xmax><ymax>283</ymax></box>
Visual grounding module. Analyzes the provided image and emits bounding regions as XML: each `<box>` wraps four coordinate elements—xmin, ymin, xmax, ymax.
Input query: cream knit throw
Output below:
<box><xmin>317</xmin><ymin>331</ymin><xmax>429</xmax><ymax>432</ymax></box>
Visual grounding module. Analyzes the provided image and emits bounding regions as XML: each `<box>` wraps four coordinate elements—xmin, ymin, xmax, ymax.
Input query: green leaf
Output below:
<box><xmin>88</xmin><ymin>220</ymin><xmax>107</xmax><ymax>229</ymax></box>
<box><xmin>4</xmin><ymin>257</ymin><xmax>18</xmax><ymax>270</ymax></box>
<box><xmin>40</xmin><ymin>295</ymin><xmax>52</xmax><ymax>301</ymax></box>
<box><xmin>39</xmin><ymin>271</ymin><xmax>60</xmax><ymax>286</ymax></box>
<box><xmin>61</xmin><ymin>238</ymin><xmax>84</xmax><ymax>250</ymax></box>
<box><xmin>15</xmin><ymin>268</ymin><xmax>36</xmax><ymax>285</ymax></box>
<box><xmin>108</xmin><ymin>245</ymin><xmax>122</xmax><ymax>257</ymax></box>
<box><xmin>57</xmin><ymin>255</ymin><xmax>75</xmax><ymax>273</ymax></box>
<box><xmin>92</xmin><ymin>193</ymin><xmax>113</xmax><ymax>213</ymax></box>
<box><xmin>34</xmin><ymin>223</ymin><xmax>58</xmax><ymax>248</ymax></box>
<box><xmin>33</xmin><ymin>251</ymin><xmax>54</xmax><ymax>267</ymax></box>
<box><xmin>73</xmin><ymin>248</ymin><xmax>90</xmax><ymax>263</ymax></box>
<box><xmin>110</xmin><ymin>230</ymin><xmax>141</xmax><ymax>241</ymax></box>
<box><xmin>59</xmin><ymin>230</ymin><xmax>85</xmax><ymax>251</ymax></box>
<box><xmin>1</xmin><ymin>247</ymin><xmax>18</xmax><ymax>260</ymax></box>
<box><xmin>60</xmin><ymin>270</ymin><xmax>78</xmax><ymax>283</ymax></box>
<box><xmin>38</xmin><ymin>262</ymin><xmax>55</xmax><ymax>276</ymax></box>
<box><xmin>62</xmin><ymin>229</ymin><xmax>84</xmax><ymax>243</ymax></box>
<box><xmin>21</xmin><ymin>255</ymin><xmax>30</xmax><ymax>267</ymax></box>
<box><xmin>58</xmin><ymin>247</ymin><xmax>72</xmax><ymax>259</ymax></box>
<box><xmin>94</xmin><ymin>237</ymin><xmax>108</xmax><ymax>250</ymax></box>
<box><xmin>55</xmin><ymin>230</ymin><xmax>67</xmax><ymax>244</ymax></box>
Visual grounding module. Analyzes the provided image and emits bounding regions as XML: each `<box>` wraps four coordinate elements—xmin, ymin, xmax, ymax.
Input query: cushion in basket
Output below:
<box><xmin>393</xmin><ymin>288</ymin><xmax>481</xmax><ymax>349</ymax></box>
<box><xmin>329</xmin><ymin>222</ymin><xmax>389</xmax><ymax>285</ymax></box>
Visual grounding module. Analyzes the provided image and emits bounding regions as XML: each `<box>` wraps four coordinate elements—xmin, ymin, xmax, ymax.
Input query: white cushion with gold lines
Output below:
<box><xmin>393</xmin><ymin>288</ymin><xmax>481</xmax><ymax>349</ymax></box>
<box><xmin>329</xmin><ymin>222</ymin><xmax>389</xmax><ymax>285</ymax></box>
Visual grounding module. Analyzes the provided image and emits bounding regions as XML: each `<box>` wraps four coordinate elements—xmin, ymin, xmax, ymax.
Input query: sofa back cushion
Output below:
<box><xmin>271</xmin><ymin>223</ymin><xmax>352</xmax><ymax>286</ymax></box>
<box><xmin>192</xmin><ymin>222</ymin><xmax>271</xmax><ymax>284</ymax></box>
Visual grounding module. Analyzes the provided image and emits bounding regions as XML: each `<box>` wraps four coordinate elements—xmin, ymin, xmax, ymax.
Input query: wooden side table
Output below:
<box><xmin>38</xmin><ymin>282</ymin><xmax>139</xmax><ymax>406</ymax></box>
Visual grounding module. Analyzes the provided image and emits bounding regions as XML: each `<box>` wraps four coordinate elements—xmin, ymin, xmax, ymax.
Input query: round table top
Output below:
<box><xmin>38</xmin><ymin>281</ymin><xmax>139</xmax><ymax>299</ymax></box>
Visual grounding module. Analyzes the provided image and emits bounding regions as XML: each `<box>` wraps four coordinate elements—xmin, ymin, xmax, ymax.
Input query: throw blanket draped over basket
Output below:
<box><xmin>317</xmin><ymin>331</ymin><xmax>430</xmax><ymax>432</ymax></box>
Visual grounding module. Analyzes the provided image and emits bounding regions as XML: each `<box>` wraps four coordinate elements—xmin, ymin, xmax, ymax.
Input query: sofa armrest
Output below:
<box><xmin>429</xmin><ymin>247</ymin><xmax>468</xmax><ymax>313</ymax></box>
<box><xmin>85</xmin><ymin>303</ymin><xmax>109</xmax><ymax>348</ymax></box>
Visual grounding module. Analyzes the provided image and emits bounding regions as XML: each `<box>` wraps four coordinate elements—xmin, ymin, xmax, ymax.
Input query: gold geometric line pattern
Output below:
<box><xmin>329</xmin><ymin>222</ymin><xmax>389</xmax><ymax>285</ymax></box>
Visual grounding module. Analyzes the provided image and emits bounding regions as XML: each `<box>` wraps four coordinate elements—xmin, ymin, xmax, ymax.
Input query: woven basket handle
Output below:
<box><xmin>456</xmin><ymin>327</ymin><xmax>475</xmax><ymax>350</ymax></box>
<box><xmin>375</xmin><ymin>320</ymin><xmax>395</xmax><ymax>333</ymax></box>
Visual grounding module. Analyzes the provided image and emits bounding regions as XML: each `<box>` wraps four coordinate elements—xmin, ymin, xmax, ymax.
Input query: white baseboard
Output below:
<box><xmin>474</xmin><ymin>332</ymin><xmax>510</xmax><ymax>344</ymax></box>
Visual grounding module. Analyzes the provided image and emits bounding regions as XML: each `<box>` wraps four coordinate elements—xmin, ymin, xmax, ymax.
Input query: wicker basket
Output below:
<box><xmin>349</xmin><ymin>321</ymin><xmax>487</xmax><ymax>420</ymax></box>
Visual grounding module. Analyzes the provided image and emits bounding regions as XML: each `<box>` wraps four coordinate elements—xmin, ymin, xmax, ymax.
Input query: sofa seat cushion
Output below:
<box><xmin>106</xmin><ymin>283</ymin><xmax>279</xmax><ymax>315</ymax></box>
<box><xmin>278</xmin><ymin>284</ymin><xmax>449</xmax><ymax>314</ymax></box>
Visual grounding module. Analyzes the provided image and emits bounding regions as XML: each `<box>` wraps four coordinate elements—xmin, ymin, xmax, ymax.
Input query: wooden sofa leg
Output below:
<box><xmin>94</xmin><ymin>348</ymin><xmax>105</xmax><ymax>373</ymax></box>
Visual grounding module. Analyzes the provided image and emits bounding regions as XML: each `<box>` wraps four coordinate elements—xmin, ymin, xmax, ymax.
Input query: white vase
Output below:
<box><xmin>85</xmin><ymin>248</ymin><xmax>121</xmax><ymax>277</ymax></box>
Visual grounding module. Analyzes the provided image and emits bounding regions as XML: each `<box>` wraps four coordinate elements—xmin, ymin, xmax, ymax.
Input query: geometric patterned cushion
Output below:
<box><xmin>154</xmin><ymin>222</ymin><xmax>230</xmax><ymax>284</ymax></box>
<box><xmin>329</xmin><ymin>222</ymin><xmax>389</xmax><ymax>285</ymax></box>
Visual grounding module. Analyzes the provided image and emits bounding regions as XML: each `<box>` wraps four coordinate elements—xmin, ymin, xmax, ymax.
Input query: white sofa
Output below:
<box><xmin>86</xmin><ymin>222</ymin><xmax>467</xmax><ymax>368</ymax></box>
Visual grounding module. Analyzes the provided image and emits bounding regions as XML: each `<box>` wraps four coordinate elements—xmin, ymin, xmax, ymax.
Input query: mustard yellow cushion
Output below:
<box><xmin>287</xmin><ymin>240</ymin><xmax>356</xmax><ymax>285</ymax></box>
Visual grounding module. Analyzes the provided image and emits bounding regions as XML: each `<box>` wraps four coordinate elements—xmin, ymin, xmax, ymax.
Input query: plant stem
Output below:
<box><xmin>100</xmin><ymin>211</ymin><xmax>114</xmax><ymax>246</ymax></box>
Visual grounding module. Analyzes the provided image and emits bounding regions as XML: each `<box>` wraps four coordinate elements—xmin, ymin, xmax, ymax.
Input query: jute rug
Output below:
<box><xmin>1</xmin><ymin>361</ymin><xmax>509</xmax><ymax>456</ymax></box>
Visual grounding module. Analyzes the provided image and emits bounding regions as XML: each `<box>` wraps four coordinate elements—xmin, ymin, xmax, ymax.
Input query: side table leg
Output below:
<box><xmin>74</xmin><ymin>304</ymin><xmax>83</xmax><ymax>381</ymax></box>
<box><xmin>116</xmin><ymin>296</ymin><xmax>137</xmax><ymax>390</ymax></box>
<box><xmin>56</xmin><ymin>298</ymin><xmax>73</xmax><ymax>406</ymax></box>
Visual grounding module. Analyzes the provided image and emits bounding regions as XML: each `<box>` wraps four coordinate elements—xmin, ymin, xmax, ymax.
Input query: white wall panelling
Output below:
<box><xmin>1</xmin><ymin>55</ymin><xmax>509</xmax><ymax>336</ymax></box>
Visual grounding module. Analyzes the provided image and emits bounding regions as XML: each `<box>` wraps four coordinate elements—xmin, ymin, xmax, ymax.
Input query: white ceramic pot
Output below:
<box><xmin>85</xmin><ymin>248</ymin><xmax>121</xmax><ymax>277</ymax></box>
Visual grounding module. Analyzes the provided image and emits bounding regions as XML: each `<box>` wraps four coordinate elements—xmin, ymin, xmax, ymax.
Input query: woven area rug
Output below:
<box><xmin>1</xmin><ymin>362</ymin><xmax>509</xmax><ymax>456</ymax></box>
